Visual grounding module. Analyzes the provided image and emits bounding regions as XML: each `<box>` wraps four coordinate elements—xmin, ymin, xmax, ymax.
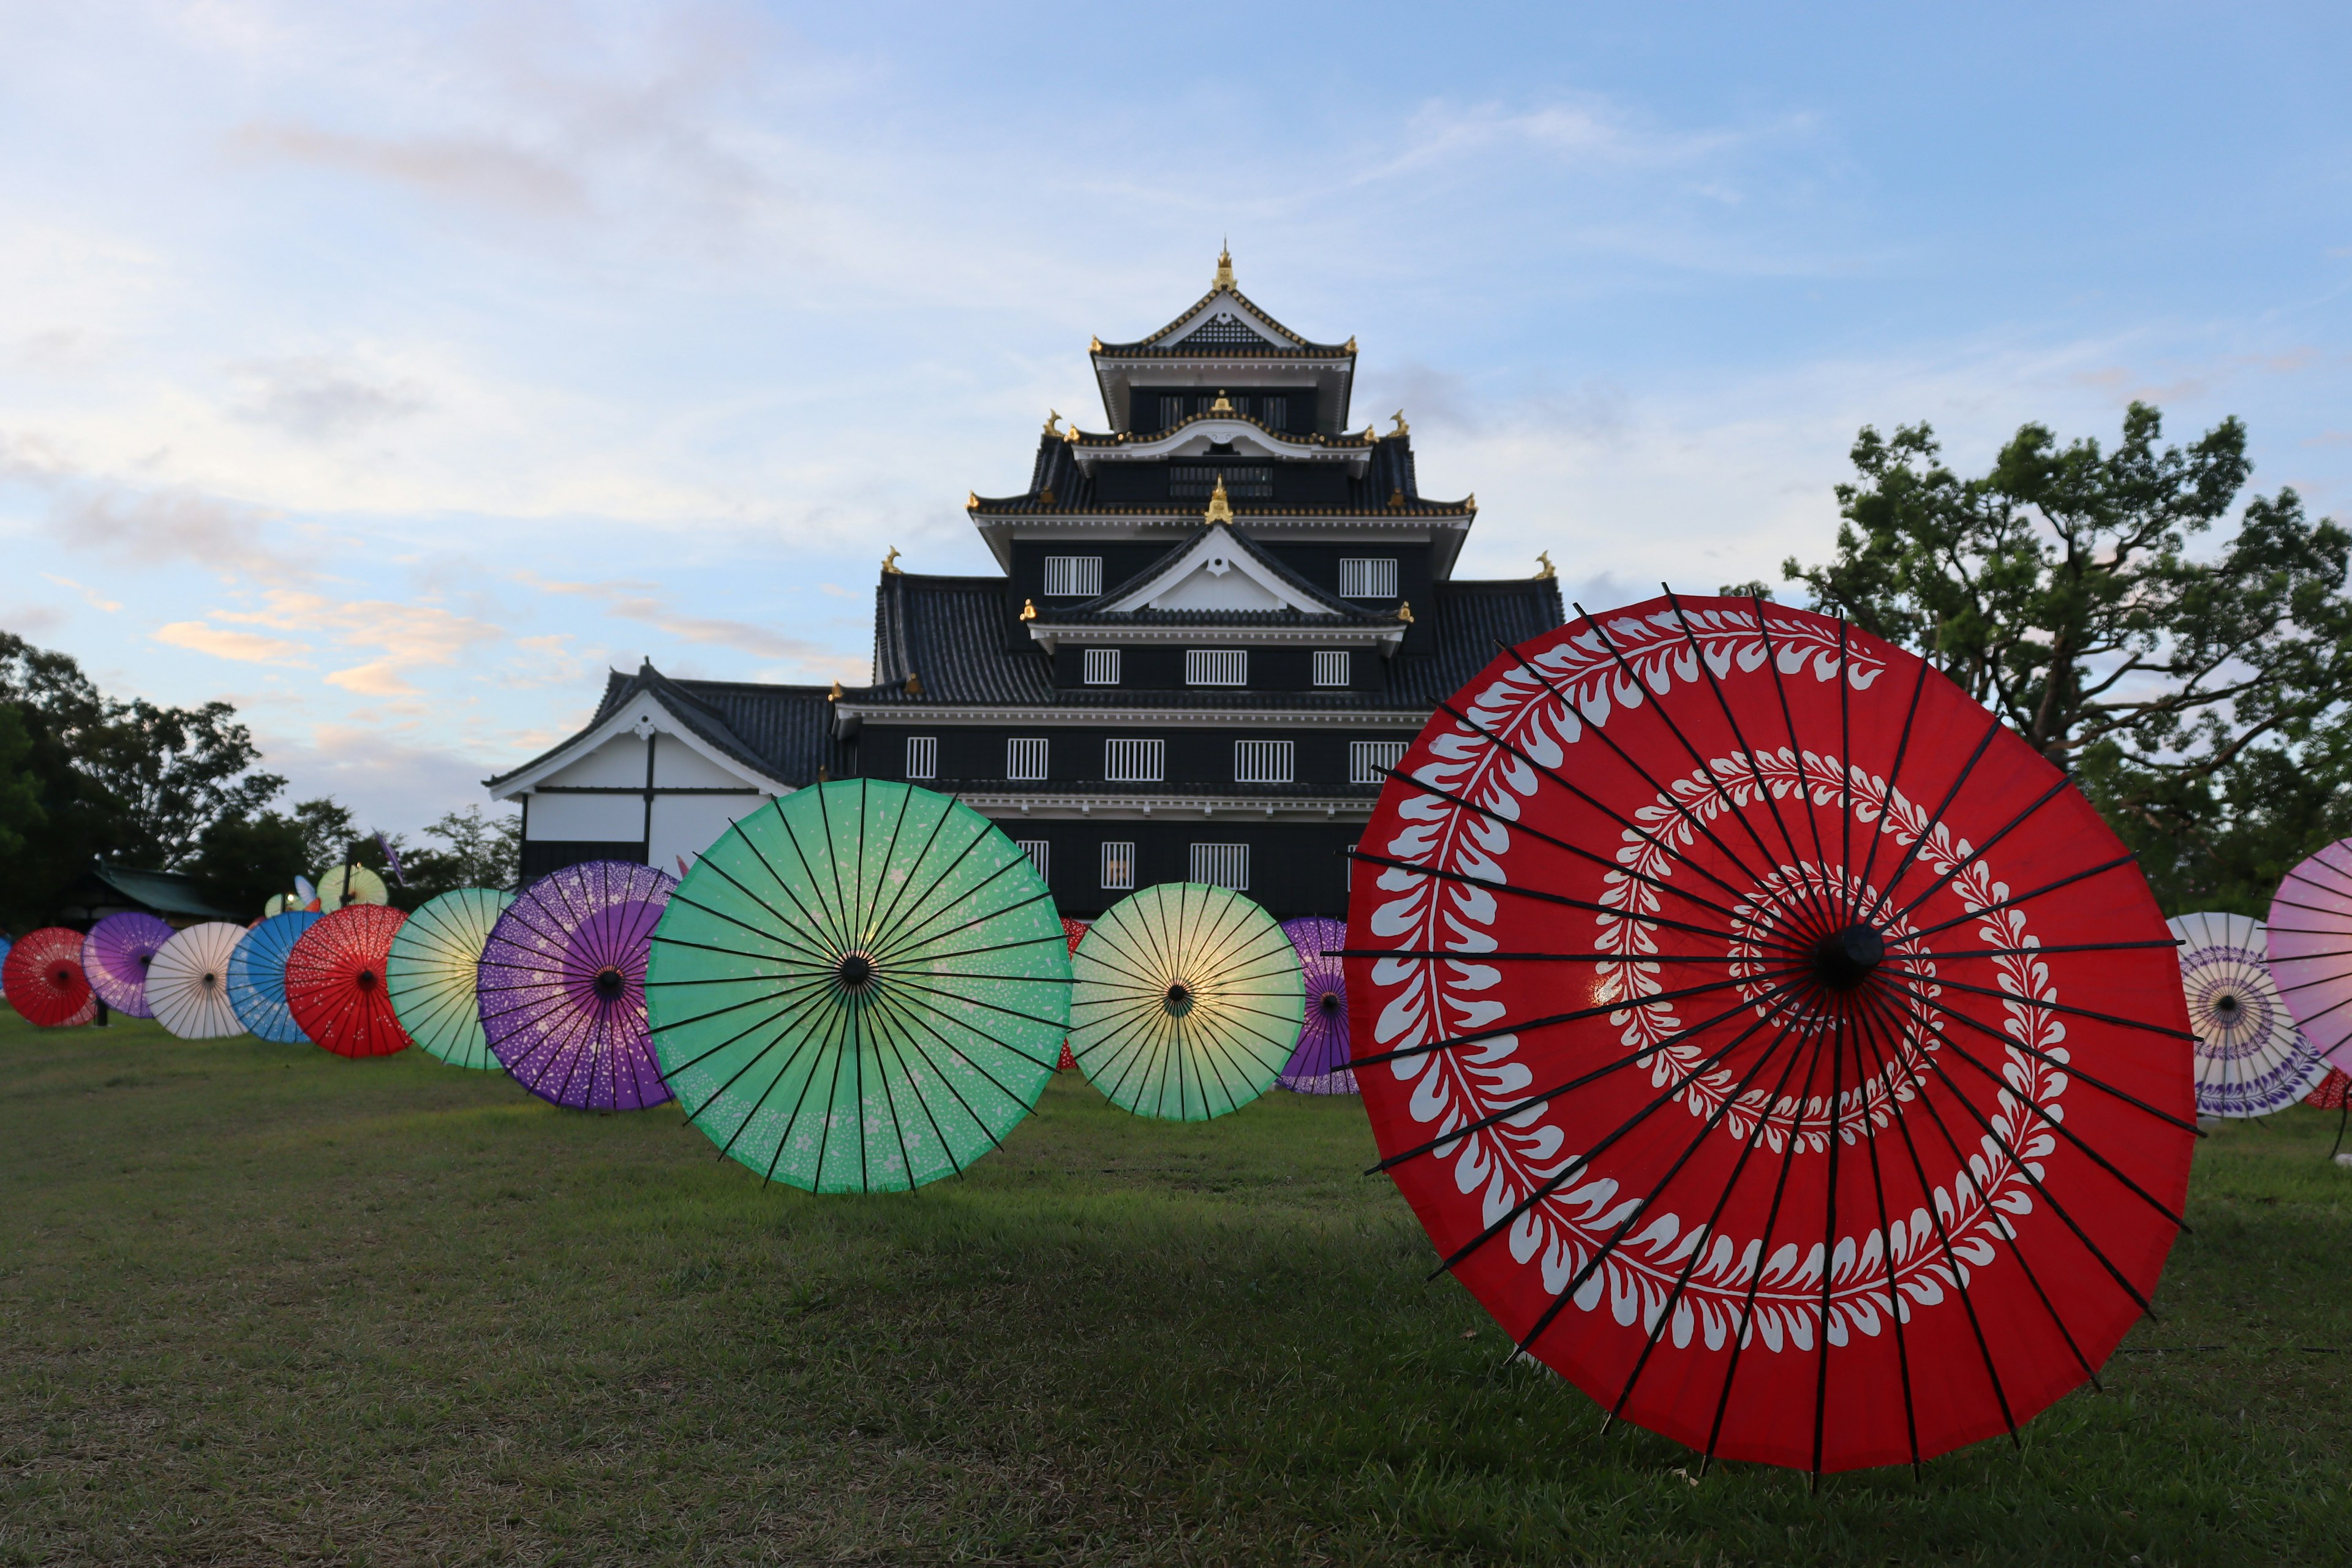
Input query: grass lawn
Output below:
<box><xmin>2</xmin><ymin>1012</ymin><xmax>2349</xmax><ymax>1566</ymax></box>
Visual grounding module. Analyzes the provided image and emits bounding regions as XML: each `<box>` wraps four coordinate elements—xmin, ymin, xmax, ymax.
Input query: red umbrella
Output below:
<box><xmin>285</xmin><ymin>905</ymin><xmax>413</xmax><ymax>1058</ymax></box>
<box><xmin>1348</xmin><ymin>592</ymin><xmax>2194</xmax><ymax>1476</ymax></box>
<box><xmin>1058</xmin><ymin>918</ymin><xmax>1087</xmax><ymax>1071</ymax></box>
<box><xmin>4</xmin><ymin>927</ymin><xmax>99</xmax><ymax>1027</ymax></box>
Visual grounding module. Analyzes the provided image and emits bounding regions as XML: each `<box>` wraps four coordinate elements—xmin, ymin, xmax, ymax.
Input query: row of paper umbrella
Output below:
<box><xmin>0</xmin><ymin>784</ymin><xmax>1363</xmax><ymax>1186</ymax></box>
<box><xmin>2169</xmin><ymin>873</ymin><xmax>2352</xmax><ymax>1123</ymax></box>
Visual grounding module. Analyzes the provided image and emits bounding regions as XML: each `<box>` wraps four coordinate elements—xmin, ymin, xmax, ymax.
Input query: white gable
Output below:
<box><xmin>1156</xmin><ymin>290</ymin><xmax>1291</xmax><ymax>350</ymax></box>
<box><xmin>488</xmin><ymin>688</ymin><xmax>790</xmax><ymax>801</ymax></box>
<box><xmin>1100</xmin><ymin>526</ymin><xmax>1329</xmax><ymax>614</ymax></box>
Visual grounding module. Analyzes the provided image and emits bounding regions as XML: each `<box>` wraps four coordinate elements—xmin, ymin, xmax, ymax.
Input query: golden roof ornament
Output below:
<box><xmin>1534</xmin><ymin>550</ymin><xmax>1556</xmax><ymax>580</ymax></box>
<box><xmin>965</xmin><ymin>491</ymin><xmax>979</xmax><ymax>510</ymax></box>
<box><xmin>827</xmin><ymin>678</ymin><xmax>842</xmax><ymax>701</ymax></box>
<box><xmin>1344</xmin><ymin>336</ymin><xmax>1357</xmax><ymax>353</ymax></box>
<box><xmin>1387</xmin><ymin>488</ymin><xmax>1404</xmax><ymax>509</ymax></box>
<box><xmin>1390</xmin><ymin>409</ymin><xmax>1409</xmax><ymax>437</ymax></box>
<box><xmin>1089</xmin><ymin>335</ymin><xmax>1102</xmax><ymax>353</ymax></box>
<box><xmin>904</xmin><ymin>672</ymin><xmax>923</xmax><ymax>695</ymax></box>
<box><xmin>1396</xmin><ymin>601</ymin><xmax>1415</xmax><ymax>624</ymax></box>
<box><xmin>1038</xmin><ymin>486</ymin><xmax>1056</xmax><ymax>506</ymax></box>
<box><xmin>1061</xmin><ymin>420</ymin><xmax>1081</xmax><ymax>443</ymax></box>
<box><xmin>1204</xmin><ymin>475</ymin><xmax>1235</xmax><ymax>526</ymax></box>
<box><xmin>1210</xmin><ymin>390</ymin><xmax>1234</xmax><ymax>413</ymax></box>
<box><xmin>1020</xmin><ymin>598</ymin><xmax>1038</xmax><ymax>622</ymax></box>
<box><xmin>881</xmin><ymin>546</ymin><xmax>903</xmax><ymax>575</ymax></box>
<box><xmin>1214</xmin><ymin>243</ymin><xmax>1235</xmax><ymax>291</ymax></box>
<box><xmin>1043</xmin><ymin>410</ymin><xmax>1062</xmax><ymax>437</ymax></box>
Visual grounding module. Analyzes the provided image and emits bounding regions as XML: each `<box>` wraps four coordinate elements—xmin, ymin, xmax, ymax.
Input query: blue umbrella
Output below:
<box><xmin>228</xmin><ymin>912</ymin><xmax>322</xmax><ymax>1044</ymax></box>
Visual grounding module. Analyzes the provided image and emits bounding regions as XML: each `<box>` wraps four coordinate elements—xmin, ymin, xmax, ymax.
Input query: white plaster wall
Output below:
<box><xmin>545</xmin><ymin>733</ymin><xmax>650</xmax><ymax>789</ymax></box>
<box><xmin>651</xmin><ymin>793</ymin><xmax>769</xmax><ymax>872</ymax></box>
<box><xmin>652</xmin><ymin>741</ymin><xmax>744</xmax><ymax>790</ymax></box>
<box><xmin>530</xmin><ymin>791</ymin><xmax>644</xmax><ymax>842</ymax></box>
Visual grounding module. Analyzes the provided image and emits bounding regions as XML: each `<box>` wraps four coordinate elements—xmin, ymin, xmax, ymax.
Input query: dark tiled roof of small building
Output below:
<box><xmin>56</xmin><ymin>862</ymin><xmax>239</xmax><ymax>922</ymax></box>
<box><xmin>488</xmin><ymin>662</ymin><xmax>844</xmax><ymax>791</ymax></box>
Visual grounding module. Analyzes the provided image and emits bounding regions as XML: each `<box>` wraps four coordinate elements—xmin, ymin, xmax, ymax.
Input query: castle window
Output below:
<box><xmin>1186</xmin><ymin>649</ymin><xmax>1247</xmax><ymax>687</ymax></box>
<box><xmin>1234</xmin><ymin>740</ymin><xmax>1294</xmax><ymax>785</ymax></box>
<box><xmin>1100</xmin><ymin>842</ymin><xmax>1136</xmax><ymax>891</ymax></box>
<box><xmin>1043</xmin><ymin>556</ymin><xmax>1101</xmax><ymax>597</ymax></box>
<box><xmin>1313</xmin><ymin>651</ymin><xmax>1351</xmax><ymax>688</ymax></box>
<box><xmin>1104</xmin><ymin>739</ymin><xmax>1164</xmax><ymax>783</ymax></box>
<box><xmin>1006</xmin><ymin>738</ymin><xmax>1049</xmax><ymax>780</ymax></box>
<box><xmin>1169</xmin><ymin>464</ymin><xmax>1271</xmax><ymax>499</ymax></box>
<box><xmin>1016</xmin><ymin>840</ymin><xmax>1050</xmax><ymax>881</ymax></box>
<box><xmin>1161</xmin><ymin>394</ymin><xmax>1189</xmax><ymax>429</ymax></box>
<box><xmin>1261</xmin><ymin>395</ymin><xmax>1288</xmax><ymax>431</ymax></box>
<box><xmin>1083</xmin><ymin>648</ymin><xmax>1120</xmax><ymax>685</ymax></box>
<box><xmin>904</xmin><ymin>736</ymin><xmax>937</xmax><ymax>780</ymax></box>
<box><xmin>1191</xmin><ymin>843</ymin><xmax>1250</xmax><ymax>891</ymax></box>
<box><xmin>1339</xmin><ymin>558</ymin><xmax>1398</xmax><ymax>598</ymax></box>
<box><xmin>1351</xmin><ymin>740</ymin><xmax>1409</xmax><ymax>785</ymax></box>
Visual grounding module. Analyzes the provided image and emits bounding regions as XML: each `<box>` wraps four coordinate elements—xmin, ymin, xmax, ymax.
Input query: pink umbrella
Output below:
<box><xmin>2267</xmin><ymin>839</ymin><xmax>2352</xmax><ymax>1069</ymax></box>
<box><xmin>83</xmin><ymin>911</ymin><xmax>175</xmax><ymax>1019</ymax></box>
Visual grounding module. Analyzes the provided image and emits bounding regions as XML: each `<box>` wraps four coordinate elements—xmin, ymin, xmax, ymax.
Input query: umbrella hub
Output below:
<box><xmin>355</xmin><ymin>967</ymin><xmax>378</xmax><ymax>992</ymax></box>
<box><xmin>593</xmin><ymin>965</ymin><xmax>627</xmax><ymax>1001</ymax></box>
<box><xmin>2213</xmin><ymin>991</ymin><xmax>2242</xmax><ymax>1020</ymax></box>
<box><xmin>1319</xmin><ymin>989</ymin><xmax>1341</xmax><ymax>1014</ymax></box>
<box><xmin>835</xmin><ymin>952</ymin><xmax>876</xmax><ymax>993</ymax></box>
<box><xmin>1811</xmin><ymin>923</ymin><xmax>1884</xmax><ymax>990</ymax></box>
<box><xmin>1164</xmin><ymin>981</ymin><xmax>1196</xmax><ymax>1018</ymax></box>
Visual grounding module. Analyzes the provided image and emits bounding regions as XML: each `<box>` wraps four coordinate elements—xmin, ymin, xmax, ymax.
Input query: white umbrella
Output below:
<box><xmin>148</xmin><ymin>922</ymin><xmax>249</xmax><ymax>1039</ymax></box>
<box><xmin>2169</xmin><ymin>911</ymin><xmax>2326</xmax><ymax>1117</ymax></box>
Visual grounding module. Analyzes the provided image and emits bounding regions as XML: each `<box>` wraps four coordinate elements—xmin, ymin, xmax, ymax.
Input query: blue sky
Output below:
<box><xmin>2</xmin><ymin>1</ymin><xmax>2347</xmax><ymax>831</ymax></box>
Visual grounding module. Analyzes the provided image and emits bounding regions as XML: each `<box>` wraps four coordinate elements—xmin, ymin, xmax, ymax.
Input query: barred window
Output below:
<box><xmin>1169</xmin><ymin>464</ymin><xmax>1272</xmax><ymax>499</ymax></box>
<box><xmin>1313</xmin><ymin>650</ymin><xmax>1351</xmax><ymax>687</ymax></box>
<box><xmin>1260</xmin><ymin>395</ymin><xmax>1288</xmax><ymax>431</ymax></box>
<box><xmin>1082</xmin><ymin>647</ymin><xmax>1120</xmax><ymax>685</ymax></box>
<box><xmin>1351</xmin><ymin>740</ymin><xmax>1408</xmax><ymax>785</ymax></box>
<box><xmin>1006</xmin><ymin>737</ymin><xmax>1049</xmax><ymax>780</ymax></box>
<box><xmin>1100</xmin><ymin>841</ymin><xmax>1136</xmax><ymax>891</ymax></box>
<box><xmin>1191</xmin><ymin>842</ymin><xmax>1249</xmax><ymax>891</ymax></box>
<box><xmin>1338</xmin><ymin>557</ymin><xmax>1398</xmax><ymax>598</ymax></box>
<box><xmin>1234</xmin><ymin>740</ymin><xmax>1294</xmax><ymax>785</ymax></box>
<box><xmin>1162</xmin><ymin>394</ymin><xmax>1189</xmax><ymax>430</ymax></box>
<box><xmin>1015</xmin><ymin>840</ymin><xmax>1050</xmax><ymax>881</ymax></box>
<box><xmin>1104</xmin><ymin>739</ymin><xmax>1165</xmax><ymax>783</ymax></box>
<box><xmin>904</xmin><ymin>736</ymin><xmax>937</xmax><ymax>780</ymax></box>
<box><xmin>1042</xmin><ymin>556</ymin><xmax>1101</xmax><ymax>597</ymax></box>
<box><xmin>1186</xmin><ymin>649</ymin><xmax>1247</xmax><ymax>686</ymax></box>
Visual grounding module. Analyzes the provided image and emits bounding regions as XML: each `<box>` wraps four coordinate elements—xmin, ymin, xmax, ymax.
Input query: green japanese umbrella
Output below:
<box><xmin>646</xmin><ymin>780</ymin><xmax>1070</xmax><ymax>1192</ymax></box>
<box><xmin>385</xmin><ymin>887</ymin><xmax>514</xmax><ymax>1069</ymax></box>
<box><xmin>1069</xmin><ymin>883</ymin><xmax>1304</xmax><ymax>1121</ymax></box>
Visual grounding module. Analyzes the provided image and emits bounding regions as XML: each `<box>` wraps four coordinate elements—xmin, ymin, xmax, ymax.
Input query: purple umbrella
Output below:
<box><xmin>1278</xmin><ymin>916</ymin><xmax>1355</xmax><ymax>1094</ymax></box>
<box><xmin>478</xmin><ymin>860</ymin><xmax>677</xmax><ymax>1112</ymax></box>
<box><xmin>83</xmin><ymin>911</ymin><xmax>176</xmax><ymax>1019</ymax></box>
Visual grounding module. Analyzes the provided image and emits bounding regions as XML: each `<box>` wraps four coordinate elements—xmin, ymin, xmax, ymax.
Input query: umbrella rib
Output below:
<box><xmin>1654</xmin><ymin>592</ymin><xmax>1845</xmax><ymax>938</ymax></box>
<box><xmin>869</xmin><ymin>1001</ymin><xmax>965</xmax><ymax>1185</ymax></box>
<box><xmin>1521</xmin><ymin>987</ymin><xmax>1820</xmax><ymax>1370</ymax></box>
<box><xmin>861</xmin><ymin>785</ymin><xmax>961</xmax><ymax>949</ymax></box>
<box><xmin>873</xmin><ymin>879</ymin><xmax>1061</xmax><ymax>974</ymax></box>
<box><xmin>1833</xmin><ymin>982</ymin><xmax>2022</xmax><ymax>1450</ymax></box>
<box><xmin>777</xmin><ymin>794</ymin><xmax>857</xmax><ymax>957</ymax></box>
<box><xmin>1422</xmin><ymin>699</ymin><xmax>1781</xmax><ymax>921</ymax></box>
<box><xmin>701</xmin><ymin>985</ymin><xmax>849</xmax><ymax>1160</ymax></box>
<box><xmin>725</xmin><ymin>818</ymin><xmax>856</xmax><ymax>968</ymax></box>
<box><xmin>871</xmin><ymin>979</ymin><xmax>1042</xmax><ymax>1119</ymax></box>
<box><xmin>879</xmin><ymin>960</ymin><xmax>1060</xmax><ymax>1077</ymax></box>
<box><xmin>765</xmin><ymin>987</ymin><xmax>856</xmax><ymax>1186</ymax></box>
<box><xmin>1885</xmin><ymin>774</ymin><xmax>2081</xmax><ymax>926</ymax></box>
<box><xmin>867</xmin><ymin>845</ymin><xmax>1032</xmax><ymax>967</ymax></box>
<box><xmin>1822</xmin><ymin>985</ymin><xmax>1924</xmax><ymax>1471</ymax></box>
<box><xmin>815</xmin><ymin>780</ymin><xmax>860</xmax><ymax>968</ymax></box>
<box><xmin>1868</xmin><ymin>970</ymin><xmax>2197</xmax><ymax>1219</ymax></box>
<box><xmin>1853</xmin><ymin>979</ymin><xmax>2157</xmax><ymax>1333</ymax></box>
<box><xmin>1355</xmin><ymin>962</ymin><xmax>1816</xmax><ymax>1078</ymax></box>
<box><xmin>1431</xmin><ymin>979</ymin><xmax>1815</xmax><ymax>1278</ymax></box>
<box><xmin>1738</xmin><ymin>594</ymin><xmax>1847</xmax><ymax>941</ymax></box>
<box><xmin>657</xmin><ymin>878</ymin><xmax>842</xmax><ymax>970</ymax></box>
<box><xmin>1339</xmin><ymin>941</ymin><xmax>2180</xmax><ymax>963</ymax></box>
<box><xmin>1810</xmin><ymin>953</ymin><xmax>1847</xmax><ymax>1479</ymax></box>
<box><xmin>876</xmin><ymin>974</ymin><xmax>1076</xmax><ymax>1032</ymax></box>
<box><xmin>1350</xmin><ymin>850</ymin><xmax>1809</xmax><ymax>956</ymax></box>
<box><xmin>661</xmin><ymin>974</ymin><xmax>844</xmax><ymax>1089</ymax></box>
<box><xmin>861</xmin><ymin>816</ymin><xmax>998</xmax><ymax>965</ymax></box>
<box><xmin>1852</xmin><ymin>714</ymin><xmax>2005</xmax><ymax>930</ymax></box>
<box><xmin>1493</xmin><ymin>637</ymin><xmax>1782</xmax><ymax>902</ymax></box>
<box><xmin>1892</xmin><ymin>969</ymin><xmax>2197</xmax><ymax>1043</ymax></box>
<box><xmin>1888</xmin><ymin>854</ymin><xmax>2142</xmax><ymax>946</ymax></box>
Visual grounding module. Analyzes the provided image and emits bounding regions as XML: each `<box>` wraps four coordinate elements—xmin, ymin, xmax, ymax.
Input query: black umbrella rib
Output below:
<box><xmin>1836</xmin><ymin>982</ymin><xmax>2022</xmax><ymax>1452</ymax></box>
<box><xmin>656</xmin><ymin>876</ymin><xmax>839</xmax><ymax>970</ymax></box>
<box><xmin>1893</xmin><ymin>970</ymin><xmax>2196</xmax><ymax>1044</ymax></box>
<box><xmin>729</xmin><ymin>820</ymin><xmax>855</xmax><ymax>970</ymax></box>
<box><xmin>862</xmin><ymin>1000</ymin><xmax>923</xmax><ymax>1192</ymax></box>
<box><xmin>854</xmin><ymin>777</ymin><xmax>911</xmax><ymax>953</ymax></box>
<box><xmin>1887</xmin><ymin>854</ymin><xmax>2141</xmax><ymax>946</ymax></box>
<box><xmin>1403</xmin><ymin>710</ymin><xmax>1771</xmax><ymax>927</ymax></box>
<box><xmin>876</xmin><ymin>973</ymin><xmax>1077</xmax><ymax>1033</ymax></box>
<box><xmin>1868</xmin><ymin>971</ymin><xmax>2196</xmax><ymax>1220</ymax></box>
<box><xmin>1738</xmin><ymin>595</ymin><xmax>1846</xmax><ymax>944</ymax></box>
<box><xmin>1844</xmin><ymin>710</ymin><xmax>2002</xmax><ymax>930</ymax></box>
<box><xmin>880</xmin><ymin>967</ymin><xmax>1061</xmax><ymax>1079</ymax></box>
<box><xmin>790</xmin><ymin>988</ymin><xmax>859</xmax><ymax>1191</ymax></box>
<box><xmin>1598</xmin><ymin>991</ymin><xmax>1826</xmax><ymax>1436</ymax></box>
<box><xmin>650</xmin><ymin>972</ymin><xmax>843</xmax><ymax>1072</ymax></box>
<box><xmin>862</xmin><ymin>818</ymin><xmax>999</xmax><ymax>963</ymax></box>
<box><xmin>1883</xmin><ymin>773</ymin><xmax>2081</xmax><ymax>927</ymax></box>
<box><xmin>781</xmin><ymin>790</ymin><xmax>857</xmax><ymax>959</ymax></box>
<box><xmin>867</xmin><ymin>842</ymin><xmax>1033</xmax><ymax>966</ymax></box>
<box><xmin>1820</xmin><ymin>986</ymin><xmax>1924</xmax><ymax>1473</ymax></box>
<box><xmin>1574</xmin><ymin>606</ymin><xmax>1828</xmax><ymax>930</ymax></box>
<box><xmin>1355</xmin><ymin>962</ymin><xmax>1813</xmax><ymax>1079</ymax></box>
<box><xmin>870</xmin><ymin>981</ymin><xmax>1040</xmax><ymax>1119</ymax></box>
<box><xmin>1340</xmin><ymin>940</ymin><xmax>2180</xmax><ymax>963</ymax></box>
<box><xmin>1349</xmin><ymin>849</ymin><xmax>1793</xmax><ymax>954</ymax></box>
<box><xmin>859</xmin><ymin>788</ymin><xmax>963</xmax><ymax>952</ymax></box>
<box><xmin>1509</xmin><ymin>986</ymin><xmax>1815</xmax><ymax>1358</ymax></box>
<box><xmin>1854</xmin><ymin>981</ymin><xmax>2160</xmax><ymax>1327</ymax></box>
<box><xmin>1870</xmin><ymin>966</ymin><xmax>2201</xmax><ymax>1135</ymax></box>
<box><xmin>1429</xmin><ymin>977</ymin><xmax>1814</xmax><ymax>1280</ymax></box>
<box><xmin>1493</xmin><ymin>636</ymin><xmax>1783</xmax><ymax>903</ymax></box>
<box><xmin>1655</xmin><ymin>592</ymin><xmax>1843</xmax><ymax>938</ymax></box>
<box><xmin>1809</xmin><ymin>921</ymin><xmax>1849</xmax><ymax>1479</ymax></box>
<box><xmin>686</xmin><ymin>991</ymin><xmax>840</xmax><ymax>1149</ymax></box>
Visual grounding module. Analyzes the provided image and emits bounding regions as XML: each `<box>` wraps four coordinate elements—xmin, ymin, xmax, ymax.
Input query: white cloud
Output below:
<box><xmin>153</xmin><ymin>620</ymin><xmax>309</xmax><ymax>663</ymax></box>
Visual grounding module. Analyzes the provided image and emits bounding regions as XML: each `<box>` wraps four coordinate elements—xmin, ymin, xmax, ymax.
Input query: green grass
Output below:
<box><xmin>2</xmin><ymin>1013</ymin><xmax>2348</xmax><ymax>1566</ymax></box>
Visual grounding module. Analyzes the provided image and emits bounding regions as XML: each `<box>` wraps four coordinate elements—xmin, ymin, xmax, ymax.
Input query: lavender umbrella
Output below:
<box><xmin>479</xmin><ymin>859</ymin><xmax>676</xmax><ymax>1111</ymax></box>
<box><xmin>1277</xmin><ymin>916</ymin><xmax>1355</xmax><ymax>1094</ymax></box>
<box><xmin>83</xmin><ymin>911</ymin><xmax>175</xmax><ymax>1019</ymax></box>
<box><xmin>2270</xmin><ymin>839</ymin><xmax>2352</xmax><ymax>1069</ymax></box>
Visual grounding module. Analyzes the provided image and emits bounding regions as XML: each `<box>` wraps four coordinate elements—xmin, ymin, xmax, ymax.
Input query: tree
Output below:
<box><xmin>189</xmin><ymin>797</ymin><xmax>357</xmax><ymax>920</ymax></box>
<box><xmin>0</xmin><ymin>705</ymin><xmax>45</xmax><ymax>862</ymax></box>
<box><xmin>1784</xmin><ymin>402</ymin><xmax>2352</xmax><ymax>914</ymax></box>
<box><xmin>82</xmin><ymin>698</ymin><xmax>285</xmax><ymax>869</ymax></box>
<box><xmin>403</xmin><ymin>806</ymin><xmax>521</xmax><ymax>898</ymax></box>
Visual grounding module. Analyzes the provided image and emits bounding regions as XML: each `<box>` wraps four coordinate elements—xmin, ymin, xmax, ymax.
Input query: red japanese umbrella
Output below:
<box><xmin>1058</xmin><ymin>918</ymin><xmax>1087</xmax><ymax>1070</ymax></box>
<box><xmin>5</xmin><ymin>927</ymin><xmax>99</xmax><ymax>1027</ymax></box>
<box><xmin>1347</xmin><ymin>592</ymin><xmax>2195</xmax><ymax>1476</ymax></box>
<box><xmin>284</xmin><ymin>905</ymin><xmax>413</xmax><ymax>1057</ymax></box>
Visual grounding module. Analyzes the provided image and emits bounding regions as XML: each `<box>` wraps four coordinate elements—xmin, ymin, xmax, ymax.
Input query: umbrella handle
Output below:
<box><xmin>2333</xmin><ymin>1097</ymin><xmax>2348</xmax><ymax>1162</ymax></box>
